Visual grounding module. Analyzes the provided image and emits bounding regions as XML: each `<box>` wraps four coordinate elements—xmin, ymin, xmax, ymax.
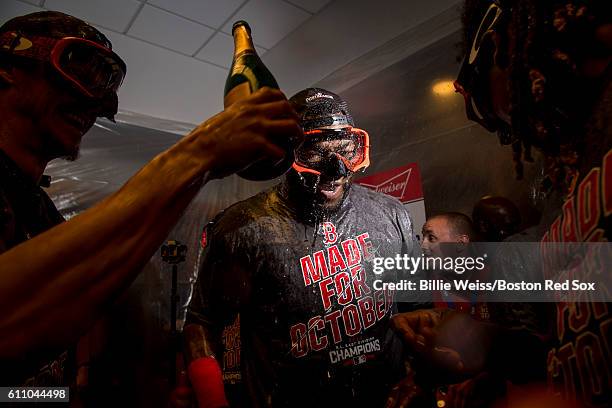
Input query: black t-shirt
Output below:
<box><xmin>187</xmin><ymin>182</ymin><xmax>420</xmax><ymax>407</ymax></box>
<box><xmin>0</xmin><ymin>149</ymin><xmax>71</xmax><ymax>387</ymax></box>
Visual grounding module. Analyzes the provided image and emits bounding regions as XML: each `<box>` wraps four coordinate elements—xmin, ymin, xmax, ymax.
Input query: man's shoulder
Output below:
<box><xmin>207</xmin><ymin>185</ymin><xmax>284</xmax><ymax>237</ymax></box>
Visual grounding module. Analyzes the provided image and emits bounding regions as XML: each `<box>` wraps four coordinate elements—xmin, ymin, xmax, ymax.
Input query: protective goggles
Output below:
<box><xmin>0</xmin><ymin>31</ymin><xmax>126</xmax><ymax>99</ymax></box>
<box><xmin>292</xmin><ymin>127</ymin><xmax>370</xmax><ymax>176</ymax></box>
<box><xmin>454</xmin><ymin>2</ymin><xmax>505</xmax><ymax>133</ymax></box>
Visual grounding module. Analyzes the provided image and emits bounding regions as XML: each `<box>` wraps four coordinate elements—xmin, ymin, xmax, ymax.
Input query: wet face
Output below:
<box><xmin>4</xmin><ymin>63</ymin><xmax>99</xmax><ymax>160</ymax></box>
<box><xmin>293</xmin><ymin>135</ymin><xmax>357</xmax><ymax>212</ymax></box>
<box><xmin>311</xmin><ymin>138</ymin><xmax>355</xmax><ymax>209</ymax></box>
<box><xmin>421</xmin><ymin>217</ymin><xmax>458</xmax><ymax>258</ymax></box>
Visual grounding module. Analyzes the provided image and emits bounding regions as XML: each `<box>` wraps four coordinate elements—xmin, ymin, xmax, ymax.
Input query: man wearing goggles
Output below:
<box><xmin>0</xmin><ymin>30</ymin><xmax>125</xmax><ymax>115</ymax></box>
<box><xmin>0</xmin><ymin>11</ymin><xmax>302</xmax><ymax>390</ymax></box>
<box><xmin>456</xmin><ymin>1</ymin><xmax>612</xmax><ymax>407</ymax></box>
<box><xmin>185</xmin><ymin>88</ymin><xmax>421</xmax><ymax>407</ymax></box>
<box><xmin>392</xmin><ymin>1</ymin><xmax>611</xmax><ymax>408</ymax></box>
<box><xmin>454</xmin><ymin>1</ymin><xmax>508</xmax><ymax>135</ymax></box>
<box><xmin>290</xmin><ymin>92</ymin><xmax>370</xmax><ymax>214</ymax></box>
<box><xmin>0</xmin><ymin>15</ymin><xmax>126</xmax><ymax>162</ymax></box>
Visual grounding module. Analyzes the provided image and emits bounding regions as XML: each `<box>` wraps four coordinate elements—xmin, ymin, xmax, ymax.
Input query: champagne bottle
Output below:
<box><xmin>224</xmin><ymin>20</ymin><xmax>294</xmax><ymax>181</ymax></box>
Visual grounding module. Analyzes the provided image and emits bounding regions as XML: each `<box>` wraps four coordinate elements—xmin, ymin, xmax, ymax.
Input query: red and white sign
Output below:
<box><xmin>356</xmin><ymin>163</ymin><xmax>423</xmax><ymax>203</ymax></box>
<box><xmin>356</xmin><ymin>163</ymin><xmax>427</xmax><ymax>239</ymax></box>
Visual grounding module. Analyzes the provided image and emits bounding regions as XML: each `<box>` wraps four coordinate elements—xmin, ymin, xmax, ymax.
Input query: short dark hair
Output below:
<box><xmin>430</xmin><ymin>212</ymin><xmax>476</xmax><ymax>241</ymax></box>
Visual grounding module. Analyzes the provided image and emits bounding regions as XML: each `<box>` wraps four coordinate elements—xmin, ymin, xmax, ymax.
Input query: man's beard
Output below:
<box><xmin>284</xmin><ymin>170</ymin><xmax>353</xmax><ymax>223</ymax></box>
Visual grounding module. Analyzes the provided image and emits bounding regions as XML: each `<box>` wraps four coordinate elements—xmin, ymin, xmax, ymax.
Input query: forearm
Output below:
<box><xmin>0</xmin><ymin>135</ymin><xmax>214</xmax><ymax>358</ymax></box>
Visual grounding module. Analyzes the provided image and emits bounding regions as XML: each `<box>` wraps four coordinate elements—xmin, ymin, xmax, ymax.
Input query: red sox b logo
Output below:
<box><xmin>321</xmin><ymin>222</ymin><xmax>338</xmax><ymax>245</ymax></box>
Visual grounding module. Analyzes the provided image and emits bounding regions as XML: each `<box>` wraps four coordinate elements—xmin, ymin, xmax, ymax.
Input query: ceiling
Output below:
<box><xmin>1</xmin><ymin>0</ymin><xmax>461</xmax><ymax>125</ymax></box>
<box><xmin>4</xmin><ymin>0</ymin><xmax>331</xmax><ymax>58</ymax></box>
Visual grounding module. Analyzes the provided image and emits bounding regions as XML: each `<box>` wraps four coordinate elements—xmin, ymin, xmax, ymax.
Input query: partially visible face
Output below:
<box><xmin>472</xmin><ymin>30</ymin><xmax>513</xmax><ymax>129</ymax></box>
<box><xmin>421</xmin><ymin>217</ymin><xmax>457</xmax><ymax>258</ymax></box>
<box><xmin>487</xmin><ymin>63</ymin><xmax>511</xmax><ymax>125</ymax></box>
<box><xmin>457</xmin><ymin>11</ymin><xmax>515</xmax><ymax>134</ymax></box>
<box><xmin>8</xmin><ymin>63</ymin><xmax>100</xmax><ymax>160</ymax></box>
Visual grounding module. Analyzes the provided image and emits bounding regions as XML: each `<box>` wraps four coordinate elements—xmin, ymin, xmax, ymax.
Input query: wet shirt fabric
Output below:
<box><xmin>0</xmin><ymin>149</ymin><xmax>72</xmax><ymax>387</ymax></box>
<box><xmin>187</xmin><ymin>183</ymin><xmax>419</xmax><ymax>407</ymax></box>
<box><xmin>538</xmin><ymin>70</ymin><xmax>611</xmax><ymax>407</ymax></box>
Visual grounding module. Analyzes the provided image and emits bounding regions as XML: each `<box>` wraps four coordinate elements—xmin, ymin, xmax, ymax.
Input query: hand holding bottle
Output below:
<box><xmin>224</xmin><ymin>21</ymin><xmax>298</xmax><ymax>180</ymax></box>
<box><xmin>188</xmin><ymin>87</ymin><xmax>302</xmax><ymax>179</ymax></box>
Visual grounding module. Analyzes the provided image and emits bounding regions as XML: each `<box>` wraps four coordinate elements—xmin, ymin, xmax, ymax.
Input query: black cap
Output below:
<box><xmin>289</xmin><ymin>88</ymin><xmax>354</xmax><ymax>131</ymax></box>
<box><xmin>0</xmin><ymin>11</ymin><xmax>111</xmax><ymax>48</ymax></box>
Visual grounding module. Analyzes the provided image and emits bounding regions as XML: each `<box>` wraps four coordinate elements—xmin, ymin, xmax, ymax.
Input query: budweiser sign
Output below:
<box><xmin>356</xmin><ymin>163</ymin><xmax>423</xmax><ymax>203</ymax></box>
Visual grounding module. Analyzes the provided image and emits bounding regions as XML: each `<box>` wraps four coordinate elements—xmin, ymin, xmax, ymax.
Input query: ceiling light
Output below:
<box><xmin>432</xmin><ymin>80</ymin><xmax>456</xmax><ymax>96</ymax></box>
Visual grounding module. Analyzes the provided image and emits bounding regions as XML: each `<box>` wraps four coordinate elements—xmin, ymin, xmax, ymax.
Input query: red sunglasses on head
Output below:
<box><xmin>0</xmin><ymin>31</ymin><xmax>126</xmax><ymax>99</ymax></box>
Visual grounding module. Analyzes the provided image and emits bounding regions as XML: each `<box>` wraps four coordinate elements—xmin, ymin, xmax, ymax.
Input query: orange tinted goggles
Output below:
<box><xmin>292</xmin><ymin>127</ymin><xmax>370</xmax><ymax>176</ymax></box>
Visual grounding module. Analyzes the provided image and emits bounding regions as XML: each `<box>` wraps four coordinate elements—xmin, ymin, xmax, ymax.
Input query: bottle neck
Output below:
<box><xmin>233</xmin><ymin>25</ymin><xmax>256</xmax><ymax>57</ymax></box>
